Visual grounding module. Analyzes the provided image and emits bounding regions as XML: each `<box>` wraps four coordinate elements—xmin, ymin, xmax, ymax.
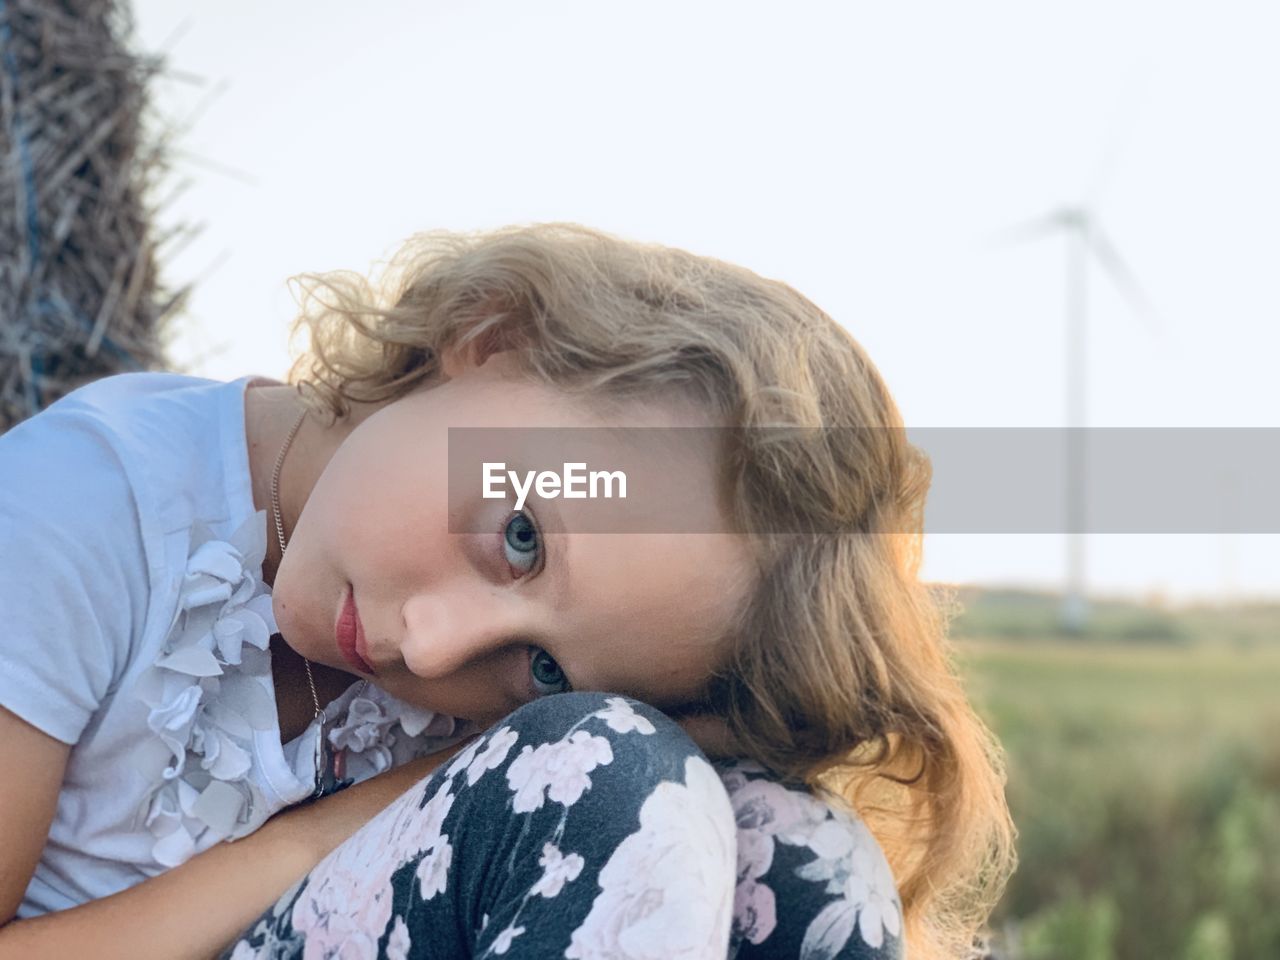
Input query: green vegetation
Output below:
<box><xmin>945</xmin><ymin>587</ymin><xmax>1280</xmax><ymax>960</ymax></box>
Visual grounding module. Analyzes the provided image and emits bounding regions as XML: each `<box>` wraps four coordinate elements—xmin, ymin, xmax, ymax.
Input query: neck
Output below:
<box><xmin>270</xmin><ymin>633</ymin><xmax>362</xmax><ymax>743</ymax></box>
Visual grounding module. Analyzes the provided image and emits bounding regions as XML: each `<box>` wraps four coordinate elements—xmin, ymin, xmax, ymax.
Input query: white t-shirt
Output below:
<box><xmin>0</xmin><ymin>372</ymin><xmax>470</xmax><ymax>918</ymax></box>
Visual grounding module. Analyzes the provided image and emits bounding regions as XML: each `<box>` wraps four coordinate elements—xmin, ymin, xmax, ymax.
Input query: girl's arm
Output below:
<box><xmin>0</xmin><ymin>705</ymin><xmax>71</xmax><ymax>926</ymax></box>
<box><xmin>0</xmin><ymin>705</ymin><xmax>476</xmax><ymax>960</ymax></box>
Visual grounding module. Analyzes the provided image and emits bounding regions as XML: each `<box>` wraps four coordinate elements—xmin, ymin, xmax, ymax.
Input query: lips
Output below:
<box><xmin>337</xmin><ymin>586</ymin><xmax>377</xmax><ymax>675</ymax></box>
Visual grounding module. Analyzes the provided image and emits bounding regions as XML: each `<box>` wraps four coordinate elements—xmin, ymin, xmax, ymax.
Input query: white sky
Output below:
<box><xmin>128</xmin><ymin>0</ymin><xmax>1279</xmax><ymax>604</ymax></box>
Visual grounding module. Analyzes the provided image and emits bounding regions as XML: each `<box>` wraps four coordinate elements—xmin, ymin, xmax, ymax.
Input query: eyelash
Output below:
<box><xmin>529</xmin><ymin>646</ymin><xmax>573</xmax><ymax>696</ymax></box>
<box><xmin>500</xmin><ymin>508</ymin><xmax>543</xmax><ymax>579</ymax></box>
<box><xmin>500</xmin><ymin>510</ymin><xmax>572</xmax><ymax>696</ymax></box>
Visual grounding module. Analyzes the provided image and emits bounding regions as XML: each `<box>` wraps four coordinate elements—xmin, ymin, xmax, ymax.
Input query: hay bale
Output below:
<box><xmin>0</xmin><ymin>0</ymin><xmax>194</xmax><ymax>431</ymax></box>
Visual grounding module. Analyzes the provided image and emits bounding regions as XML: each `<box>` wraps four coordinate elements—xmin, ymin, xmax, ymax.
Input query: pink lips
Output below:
<box><xmin>337</xmin><ymin>586</ymin><xmax>377</xmax><ymax>675</ymax></box>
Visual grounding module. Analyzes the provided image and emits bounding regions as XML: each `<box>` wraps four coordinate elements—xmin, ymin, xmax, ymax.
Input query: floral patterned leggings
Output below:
<box><xmin>220</xmin><ymin>692</ymin><xmax>904</xmax><ymax>960</ymax></box>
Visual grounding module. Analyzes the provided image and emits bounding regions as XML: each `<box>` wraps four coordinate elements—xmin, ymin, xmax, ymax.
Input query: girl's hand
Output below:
<box><xmin>279</xmin><ymin>735</ymin><xmax>482</xmax><ymax>860</ymax></box>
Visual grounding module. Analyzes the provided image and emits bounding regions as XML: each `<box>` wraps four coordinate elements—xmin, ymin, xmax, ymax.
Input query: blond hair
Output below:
<box><xmin>284</xmin><ymin>222</ymin><xmax>1017</xmax><ymax>959</ymax></box>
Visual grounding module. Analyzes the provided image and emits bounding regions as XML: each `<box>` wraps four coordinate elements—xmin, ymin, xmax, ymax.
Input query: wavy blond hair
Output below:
<box><xmin>283</xmin><ymin>222</ymin><xmax>1016</xmax><ymax>959</ymax></box>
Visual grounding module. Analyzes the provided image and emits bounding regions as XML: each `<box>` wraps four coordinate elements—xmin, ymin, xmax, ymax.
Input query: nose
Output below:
<box><xmin>399</xmin><ymin>584</ymin><xmax>523</xmax><ymax>680</ymax></box>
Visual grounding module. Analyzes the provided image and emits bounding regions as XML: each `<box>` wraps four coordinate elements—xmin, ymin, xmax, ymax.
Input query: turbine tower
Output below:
<box><xmin>997</xmin><ymin>205</ymin><xmax>1159</xmax><ymax>633</ymax></box>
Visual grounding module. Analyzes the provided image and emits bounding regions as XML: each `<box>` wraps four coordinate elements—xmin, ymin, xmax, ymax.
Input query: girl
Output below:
<box><xmin>0</xmin><ymin>223</ymin><xmax>1015</xmax><ymax>959</ymax></box>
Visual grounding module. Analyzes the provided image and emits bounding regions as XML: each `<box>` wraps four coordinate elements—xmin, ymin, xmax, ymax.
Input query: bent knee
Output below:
<box><xmin>490</xmin><ymin>691</ymin><xmax>696</xmax><ymax>752</ymax></box>
<box><xmin>450</xmin><ymin>692</ymin><xmax>727</xmax><ymax>810</ymax></box>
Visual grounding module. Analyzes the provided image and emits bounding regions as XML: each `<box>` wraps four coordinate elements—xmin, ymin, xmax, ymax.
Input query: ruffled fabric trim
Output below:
<box><xmin>325</xmin><ymin>682</ymin><xmax>468</xmax><ymax>785</ymax></box>
<box><xmin>131</xmin><ymin>509</ymin><xmax>471</xmax><ymax>869</ymax></box>
<box><xmin>131</xmin><ymin>510</ymin><xmax>278</xmax><ymax>867</ymax></box>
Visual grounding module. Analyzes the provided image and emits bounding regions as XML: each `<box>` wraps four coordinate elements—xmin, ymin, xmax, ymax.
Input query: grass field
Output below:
<box><xmin>944</xmin><ymin>589</ymin><xmax>1280</xmax><ymax>960</ymax></box>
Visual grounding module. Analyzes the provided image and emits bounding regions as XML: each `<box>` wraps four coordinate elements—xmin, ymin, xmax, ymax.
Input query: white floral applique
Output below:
<box><xmin>461</xmin><ymin>725</ymin><xmax>519</xmax><ymax>784</ymax></box>
<box><xmin>131</xmin><ymin>510</ymin><xmax>281</xmax><ymax>868</ymax></box>
<box><xmin>415</xmin><ymin>836</ymin><xmax>453</xmax><ymax>901</ymax></box>
<box><xmin>506</xmin><ymin>730</ymin><xmax>614</xmax><ymax>814</ymax></box>
<box><xmin>288</xmin><ymin>766</ymin><xmax>448</xmax><ymax>956</ymax></box>
<box><xmin>285</xmin><ymin>723</ymin><xmax>515</xmax><ymax>957</ymax></box>
<box><xmin>478</xmin><ymin>696</ymin><xmax>694</xmax><ymax>958</ymax></box>
<box><xmin>530</xmin><ymin>842</ymin><xmax>585</xmax><ymax>898</ymax></box>
<box><xmin>386</xmin><ymin>915</ymin><xmax>412</xmax><ymax>960</ymax></box>
<box><xmin>491</xmin><ymin>924</ymin><xmax>526</xmax><ymax>955</ymax></box>
<box><xmin>592</xmin><ymin>696</ymin><xmax>657</xmax><ymax>735</ymax></box>
<box><xmin>718</xmin><ymin>760</ymin><xmax>904</xmax><ymax>957</ymax></box>
<box><xmin>565</xmin><ymin>755</ymin><xmax>737</xmax><ymax>960</ymax></box>
<box><xmin>227</xmin><ymin>941</ymin><xmax>263</xmax><ymax>960</ymax></box>
<box><xmin>794</xmin><ymin>812</ymin><xmax>902</xmax><ymax>954</ymax></box>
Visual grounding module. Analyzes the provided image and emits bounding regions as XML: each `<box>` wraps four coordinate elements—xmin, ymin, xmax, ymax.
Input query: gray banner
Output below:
<box><xmin>447</xmin><ymin>427</ymin><xmax>1280</xmax><ymax>534</ymax></box>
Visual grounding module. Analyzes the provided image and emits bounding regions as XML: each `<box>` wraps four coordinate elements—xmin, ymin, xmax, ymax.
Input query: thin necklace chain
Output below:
<box><xmin>270</xmin><ymin>404</ymin><xmax>323</xmax><ymax>722</ymax></box>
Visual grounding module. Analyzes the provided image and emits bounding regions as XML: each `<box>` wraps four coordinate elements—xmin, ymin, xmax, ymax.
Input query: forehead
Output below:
<box><xmin>410</xmin><ymin>353</ymin><xmax>701</xmax><ymax>429</ymax></box>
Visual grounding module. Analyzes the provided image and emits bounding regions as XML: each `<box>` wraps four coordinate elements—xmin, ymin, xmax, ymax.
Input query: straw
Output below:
<box><xmin>1</xmin><ymin>0</ymin><xmax>199</xmax><ymax>431</ymax></box>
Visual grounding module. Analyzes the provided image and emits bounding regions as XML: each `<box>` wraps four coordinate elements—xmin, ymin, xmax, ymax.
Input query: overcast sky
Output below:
<box><xmin>128</xmin><ymin>0</ymin><xmax>1279</xmax><ymax>604</ymax></box>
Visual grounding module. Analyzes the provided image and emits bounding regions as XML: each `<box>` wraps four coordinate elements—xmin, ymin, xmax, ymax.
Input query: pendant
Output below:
<box><xmin>312</xmin><ymin>718</ymin><xmax>352</xmax><ymax>799</ymax></box>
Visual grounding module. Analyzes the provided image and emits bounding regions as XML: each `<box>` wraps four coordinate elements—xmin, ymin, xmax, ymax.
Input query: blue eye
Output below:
<box><xmin>503</xmin><ymin>510</ymin><xmax>540</xmax><ymax>576</ymax></box>
<box><xmin>529</xmin><ymin>647</ymin><xmax>572</xmax><ymax>696</ymax></box>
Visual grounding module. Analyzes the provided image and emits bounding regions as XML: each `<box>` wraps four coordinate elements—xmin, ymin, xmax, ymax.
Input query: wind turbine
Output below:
<box><xmin>994</xmin><ymin>200</ymin><xmax>1160</xmax><ymax>633</ymax></box>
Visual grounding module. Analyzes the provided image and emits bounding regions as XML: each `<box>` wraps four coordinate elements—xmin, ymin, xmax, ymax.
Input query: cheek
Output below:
<box><xmin>337</xmin><ymin>422</ymin><xmax>450</xmax><ymax>530</ymax></box>
<box><xmin>371</xmin><ymin>664</ymin><xmax>518</xmax><ymax>728</ymax></box>
<box><xmin>308</xmin><ymin>460</ymin><xmax>455</xmax><ymax>585</ymax></box>
<box><xmin>267</xmin><ymin>563</ymin><xmax>311</xmax><ymax>656</ymax></box>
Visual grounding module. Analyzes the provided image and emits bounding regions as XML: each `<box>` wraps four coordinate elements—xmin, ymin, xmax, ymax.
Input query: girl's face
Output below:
<box><xmin>272</xmin><ymin>352</ymin><xmax>755</xmax><ymax>729</ymax></box>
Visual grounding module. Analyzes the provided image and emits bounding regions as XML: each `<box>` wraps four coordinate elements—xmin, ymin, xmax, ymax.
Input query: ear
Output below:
<box><xmin>438</xmin><ymin>342</ymin><xmax>481</xmax><ymax>381</ymax></box>
<box><xmin>438</xmin><ymin>326</ymin><xmax>512</xmax><ymax>380</ymax></box>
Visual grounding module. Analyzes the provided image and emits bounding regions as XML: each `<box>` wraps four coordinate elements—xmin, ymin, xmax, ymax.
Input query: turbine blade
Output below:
<box><xmin>1082</xmin><ymin>124</ymin><xmax>1129</xmax><ymax>211</ymax></box>
<box><xmin>1083</xmin><ymin>101</ymin><xmax>1145</xmax><ymax>210</ymax></box>
<box><xmin>1088</xmin><ymin>226</ymin><xmax>1160</xmax><ymax>332</ymax></box>
<box><xmin>984</xmin><ymin>210</ymin><xmax>1074</xmax><ymax>250</ymax></box>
